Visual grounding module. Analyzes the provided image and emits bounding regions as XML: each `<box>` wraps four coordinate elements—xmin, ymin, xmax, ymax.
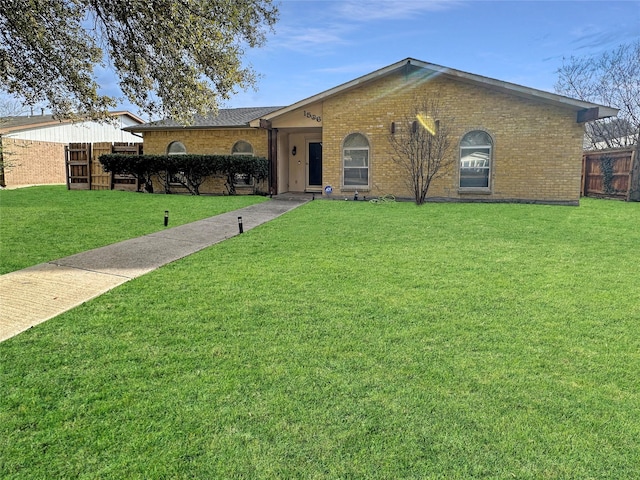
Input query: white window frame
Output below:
<box><xmin>167</xmin><ymin>141</ymin><xmax>187</xmax><ymax>185</ymax></box>
<box><xmin>342</xmin><ymin>133</ymin><xmax>370</xmax><ymax>189</ymax></box>
<box><xmin>459</xmin><ymin>131</ymin><xmax>492</xmax><ymax>191</ymax></box>
<box><xmin>167</xmin><ymin>141</ymin><xmax>187</xmax><ymax>155</ymax></box>
<box><xmin>231</xmin><ymin>140</ymin><xmax>254</xmax><ymax>186</ymax></box>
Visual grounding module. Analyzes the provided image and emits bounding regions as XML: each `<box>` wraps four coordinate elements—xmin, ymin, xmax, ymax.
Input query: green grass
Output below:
<box><xmin>0</xmin><ymin>185</ymin><xmax>266</xmax><ymax>274</ymax></box>
<box><xmin>1</xmin><ymin>198</ymin><xmax>639</xmax><ymax>478</ymax></box>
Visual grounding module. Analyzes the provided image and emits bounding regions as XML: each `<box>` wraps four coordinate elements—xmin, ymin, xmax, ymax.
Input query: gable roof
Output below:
<box><xmin>0</xmin><ymin>111</ymin><xmax>144</xmax><ymax>134</ymax></box>
<box><xmin>125</xmin><ymin>106</ymin><xmax>284</xmax><ymax>131</ymax></box>
<box><xmin>258</xmin><ymin>58</ymin><xmax>618</xmax><ymax>123</ymax></box>
<box><xmin>123</xmin><ymin>58</ymin><xmax>619</xmax><ymax>132</ymax></box>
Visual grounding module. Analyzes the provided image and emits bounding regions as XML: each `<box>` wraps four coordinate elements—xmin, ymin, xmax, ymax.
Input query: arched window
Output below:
<box><xmin>343</xmin><ymin>133</ymin><xmax>369</xmax><ymax>187</ymax></box>
<box><xmin>231</xmin><ymin>140</ymin><xmax>253</xmax><ymax>155</ymax></box>
<box><xmin>166</xmin><ymin>142</ymin><xmax>187</xmax><ymax>186</ymax></box>
<box><xmin>460</xmin><ymin>131</ymin><xmax>492</xmax><ymax>189</ymax></box>
<box><xmin>231</xmin><ymin>141</ymin><xmax>254</xmax><ymax>186</ymax></box>
<box><xmin>167</xmin><ymin>141</ymin><xmax>187</xmax><ymax>155</ymax></box>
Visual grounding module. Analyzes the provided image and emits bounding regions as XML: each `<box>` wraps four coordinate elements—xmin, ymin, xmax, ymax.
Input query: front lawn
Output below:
<box><xmin>1</xmin><ymin>198</ymin><xmax>639</xmax><ymax>478</ymax></box>
<box><xmin>0</xmin><ymin>185</ymin><xmax>266</xmax><ymax>274</ymax></box>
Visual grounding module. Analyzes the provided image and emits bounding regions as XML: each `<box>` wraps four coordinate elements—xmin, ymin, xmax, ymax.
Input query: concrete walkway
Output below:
<box><xmin>0</xmin><ymin>196</ymin><xmax>309</xmax><ymax>343</ymax></box>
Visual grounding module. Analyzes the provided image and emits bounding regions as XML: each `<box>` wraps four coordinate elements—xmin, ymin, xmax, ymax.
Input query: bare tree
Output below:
<box><xmin>0</xmin><ymin>97</ymin><xmax>27</xmax><ymax>117</ymax></box>
<box><xmin>388</xmin><ymin>98</ymin><xmax>455</xmax><ymax>205</ymax></box>
<box><xmin>0</xmin><ymin>134</ymin><xmax>18</xmax><ymax>187</ymax></box>
<box><xmin>555</xmin><ymin>41</ymin><xmax>640</xmax><ymax>150</ymax></box>
<box><xmin>0</xmin><ymin>96</ymin><xmax>28</xmax><ymax>186</ymax></box>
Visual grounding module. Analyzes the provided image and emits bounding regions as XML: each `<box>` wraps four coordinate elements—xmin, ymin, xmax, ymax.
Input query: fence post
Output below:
<box><xmin>87</xmin><ymin>143</ymin><xmax>92</xmax><ymax>190</ymax></box>
<box><xmin>628</xmin><ymin>148</ymin><xmax>639</xmax><ymax>202</ymax></box>
<box><xmin>581</xmin><ymin>153</ymin><xmax>586</xmax><ymax>197</ymax></box>
<box><xmin>65</xmin><ymin>145</ymin><xmax>70</xmax><ymax>190</ymax></box>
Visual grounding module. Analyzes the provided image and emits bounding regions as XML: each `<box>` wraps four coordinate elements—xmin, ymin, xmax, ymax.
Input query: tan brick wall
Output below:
<box><xmin>138</xmin><ymin>73</ymin><xmax>586</xmax><ymax>203</ymax></box>
<box><xmin>1</xmin><ymin>138</ymin><xmax>66</xmax><ymax>187</ymax></box>
<box><xmin>142</xmin><ymin>128</ymin><xmax>269</xmax><ymax>194</ymax></box>
<box><xmin>143</xmin><ymin>128</ymin><xmax>269</xmax><ymax>156</ymax></box>
<box><xmin>322</xmin><ymin>72</ymin><xmax>585</xmax><ymax>203</ymax></box>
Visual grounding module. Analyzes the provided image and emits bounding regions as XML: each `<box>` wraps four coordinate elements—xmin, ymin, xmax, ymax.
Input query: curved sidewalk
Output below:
<box><xmin>0</xmin><ymin>197</ymin><xmax>308</xmax><ymax>343</ymax></box>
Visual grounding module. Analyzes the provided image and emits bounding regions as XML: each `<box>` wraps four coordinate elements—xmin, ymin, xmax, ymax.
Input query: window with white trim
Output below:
<box><xmin>167</xmin><ymin>141</ymin><xmax>187</xmax><ymax>155</ymax></box>
<box><xmin>167</xmin><ymin>141</ymin><xmax>187</xmax><ymax>184</ymax></box>
<box><xmin>232</xmin><ymin>140</ymin><xmax>253</xmax><ymax>155</ymax></box>
<box><xmin>343</xmin><ymin>133</ymin><xmax>369</xmax><ymax>187</ymax></box>
<box><xmin>231</xmin><ymin>140</ymin><xmax>254</xmax><ymax>186</ymax></box>
<box><xmin>460</xmin><ymin>131</ymin><xmax>492</xmax><ymax>189</ymax></box>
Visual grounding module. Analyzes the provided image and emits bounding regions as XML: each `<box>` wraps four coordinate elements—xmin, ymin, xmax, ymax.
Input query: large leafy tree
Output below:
<box><xmin>0</xmin><ymin>0</ymin><xmax>278</xmax><ymax>122</ymax></box>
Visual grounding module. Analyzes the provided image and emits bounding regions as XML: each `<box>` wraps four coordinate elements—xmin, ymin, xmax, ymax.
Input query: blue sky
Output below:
<box><xmin>90</xmin><ymin>0</ymin><xmax>640</xmax><ymax>115</ymax></box>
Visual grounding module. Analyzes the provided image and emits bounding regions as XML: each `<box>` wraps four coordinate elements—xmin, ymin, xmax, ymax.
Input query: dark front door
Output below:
<box><xmin>308</xmin><ymin>142</ymin><xmax>322</xmax><ymax>187</ymax></box>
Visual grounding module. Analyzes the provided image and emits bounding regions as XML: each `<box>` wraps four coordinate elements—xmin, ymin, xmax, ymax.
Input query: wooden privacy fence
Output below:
<box><xmin>581</xmin><ymin>147</ymin><xmax>639</xmax><ymax>201</ymax></box>
<box><xmin>66</xmin><ymin>142</ymin><xmax>143</xmax><ymax>191</ymax></box>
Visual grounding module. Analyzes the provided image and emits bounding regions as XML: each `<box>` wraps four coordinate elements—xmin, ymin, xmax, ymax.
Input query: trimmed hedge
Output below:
<box><xmin>99</xmin><ymin>154</ymin><xmax>269</xmax><ymax>195</ymax></box>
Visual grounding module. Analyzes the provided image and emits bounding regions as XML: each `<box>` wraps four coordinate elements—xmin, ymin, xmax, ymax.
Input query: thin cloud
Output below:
<box><xmin>569</xmin><ymin>23</ymin><xmax>640</xmax><ymax>53</ymax></box>
<box><xmin>271</xmin><ymin>0</ymin><xmax>464</xmax><ymax>53</ymax></box>
<box><xmin>335</xmin><ymin>0</ymin><xmax>464</xmax><ymax>22</ymax></box>
<box><xmin>270</xmin><ymin>24</ymin><xmax>353</xmax><ymax>53</ymax></box>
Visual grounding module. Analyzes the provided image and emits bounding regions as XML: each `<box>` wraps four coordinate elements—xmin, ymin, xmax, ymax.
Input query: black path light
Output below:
<box><xmin>164</xmin><ymin>210</ymin><xmax>169</xmax><ymax>227</ymax></box>
<box><xmin>238</xmin><ymin>216</ymin><xmax>244</xmax><ymax>234</ymax></box>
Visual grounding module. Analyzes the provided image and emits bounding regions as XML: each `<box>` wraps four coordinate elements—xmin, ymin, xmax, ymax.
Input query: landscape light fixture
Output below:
<box><xmin>164</xmin><ymin>210</ymin><xmax>169</xmax><ymax>227</ymax></box>
<box><xmin>238</xmin><ymin>216</ymin><xmax>243</xmax><ymax>234</ymax></box>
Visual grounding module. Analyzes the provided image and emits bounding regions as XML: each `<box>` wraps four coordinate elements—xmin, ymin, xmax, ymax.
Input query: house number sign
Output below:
<box><xmin>303</xmin><ymin>110</ymin><xmax>322</xmax><ymax>123</ymax></box>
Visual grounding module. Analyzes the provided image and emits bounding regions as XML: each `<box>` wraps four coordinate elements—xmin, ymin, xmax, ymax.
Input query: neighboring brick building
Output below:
<box><xmin>128</xmin><ymin>58</ymin><xmax>618</xmax><ymax>204</ymax></box>
<box><xmin>0</xmin><ymin>111</ymin><xmax>143</xmax><ymax>188</ymax></box>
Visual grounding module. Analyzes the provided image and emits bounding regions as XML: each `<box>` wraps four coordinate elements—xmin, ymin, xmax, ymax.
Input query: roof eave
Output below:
<box><xmin>123</xmin><ymin>124</ymin><xmax>254</xmax><ymax>132</ymax></box>
<box><xmin>260</xmin><ymin>58</ymin><xmax>619</xmax><ymax>122</ymax></box>
<box><xmin>405</xmin><ymin>59</ymin><xmax>619</xmax><ymax>119</ymax></box>
<box><xmin>111</xmin><ymin>111</ymin><xmax>145</xmax><ymax>124</ymax></box>
<box><xmin>1</xmin><ymin>111</ymin><xmax>144</xmax><ymax>134</ymax></box>
<box><xmin>261</xmin><ymin>59</ymin><xmax>414</xmax><ymax>121</ymax></box>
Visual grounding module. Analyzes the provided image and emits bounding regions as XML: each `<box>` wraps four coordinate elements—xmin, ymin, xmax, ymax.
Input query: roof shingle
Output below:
<box><xmin>128</xmin><ymin>107</ymin><xmax>284</xmax><ymax>131</ymax></box>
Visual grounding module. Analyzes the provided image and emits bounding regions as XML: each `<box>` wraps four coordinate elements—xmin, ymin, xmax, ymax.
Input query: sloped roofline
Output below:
<box><xmin>257</xmin><ymin>58</ymin><xmax>618</xmax><ymax>123</ymax></box>
<box><xmin>0</xmin><ymin>111</ymin><xmax>145</xmax><ymax>134</ymax></box>
<box><xmin>124</xmin><ymin>106</ymin><xmax>284</xmax><ymax>131</ymax></box>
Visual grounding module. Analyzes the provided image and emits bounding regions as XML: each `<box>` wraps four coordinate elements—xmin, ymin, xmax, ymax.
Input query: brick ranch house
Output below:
<box><xmin>0</xmin><ymin>111</ymin><xmax>143</xmax><ymax>188</ymax></box>
<box><xmin>126</xmin><ymin>58</ymin><xmax>618</xmax><ymax>205</ymax></box>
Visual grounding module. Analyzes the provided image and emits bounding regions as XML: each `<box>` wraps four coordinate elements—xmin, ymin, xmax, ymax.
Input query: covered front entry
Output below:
<box><xmin>274</xmin><ymin>128</ymin><xmax>322</xmax><ymax>193</ymax></box>
<box><xmin>257</xmin><ymin>101</ymin><xmax>325</xmax><ymax>194</ymax></box>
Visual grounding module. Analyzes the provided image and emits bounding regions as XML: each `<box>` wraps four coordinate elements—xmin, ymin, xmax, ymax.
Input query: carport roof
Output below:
<box><xmin>0</xmin><ymin>111</ymin><xmax>144</xmax><ymax>134</ymax></box>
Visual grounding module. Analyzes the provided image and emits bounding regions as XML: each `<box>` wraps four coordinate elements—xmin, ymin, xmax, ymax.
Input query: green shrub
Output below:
<box><xmin>99</xmin><ymin>154</ymin><xmax>269</xmax><ymax>195</ymax></box>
